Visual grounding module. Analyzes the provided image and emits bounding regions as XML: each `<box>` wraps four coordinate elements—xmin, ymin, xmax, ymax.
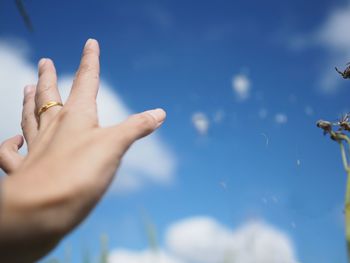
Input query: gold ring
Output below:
<box><xmin>37</xmin><ymin>101</ymin><xmax>63</xmax><ymax>117</ymax></box>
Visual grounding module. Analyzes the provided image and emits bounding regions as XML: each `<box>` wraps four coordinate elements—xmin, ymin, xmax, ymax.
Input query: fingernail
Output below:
<box><xmin>85</xmin><ymin>38</ymin><xmax>95</xmax><ymax>48</ymax></box>
<box><xmin>24</xmin><ymin>85</ymin><xmax>34</xmax><ymax>95</ymax></box>
<box><xmin>38</xmin><ymin>58</ymin><xmax>47</xmax><ymax>68</ymax></box>
<box><xmin>146</xmin><ymin>108</ymin><xmax>166</xmax><ymax>126</ymax></box>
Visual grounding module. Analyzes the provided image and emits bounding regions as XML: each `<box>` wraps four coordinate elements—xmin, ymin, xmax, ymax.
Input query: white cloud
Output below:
<box><xmin>0</xmin><ymin>40</ymin><xmax>36</xmax><ymax>141</ymax></box>
<box><xmin>232</xmin><ymin>74</ymin><xmax>251</xmax><ymax>100</ymax></box>
<box><xmin>315</xmin><ymin>5</ymin><xmax>350</xmax><ymax>51</ymax></box>
<box><xmin>109</xmin><ymin>216</ymin><xmax>299</xmax><ymax>263</ymax></box>
<box><xmin>0</xmin><ymin>39</ymin><xmax>176</xmax><ymax>193</ymax></box>
<box><xmin>191</xmin><ymin>112</ymin><xmax>209</xmax><ymax>135</ymax></box>
<box><xmin>295</xmin><ymin>4</ymin><xmax>350</xmax><ymax>93</ymax></box>
<box><xmin>274</xmin><ymin>113</ymin><xmax>288</xmax><ymax>124</ymax></box>
<box><xmin>166</xmin><ymin>217</ymin><xmax>233</xmax><ymax>263</ymax></box>
<box><xmin>314</xmin><ymin>5</ymin><xmax>350</xmax><ymax>93</ymax></box>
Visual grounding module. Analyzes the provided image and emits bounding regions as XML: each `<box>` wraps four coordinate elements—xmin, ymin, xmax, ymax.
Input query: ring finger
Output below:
<box><xmin>35</xmin><ymin>58</ymin><xmax>63</xmax><ymax>129</ymax></box>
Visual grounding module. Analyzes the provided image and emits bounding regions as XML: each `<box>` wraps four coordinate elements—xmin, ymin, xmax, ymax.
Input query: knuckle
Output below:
<box><xmin>77</xmin><ymin>63</ymin><xmax>100</xmax><ymax>79</ymax></box>
<box><xmin>134</xmin><ymin>113</ymin><xmax>156</xmax><ymax>131</ymax></box>
<box><xmin>36</xmin><ymin>83</ymin><xmax>56</xmax><ymax>98</ymax></box>
<box><xmin>21</xmin><ymin>112</ymin><xmax>36</xmax><ymax>131</ymax></box>
<box><xmin>56</xmin><ymin>108</ymin><xmax>70</xmax><ymax>123</ymax></box>
<box><xmin>22</xmin><ymin>111</ymin><xmax>35</xmax><ymax>122</ymax></box>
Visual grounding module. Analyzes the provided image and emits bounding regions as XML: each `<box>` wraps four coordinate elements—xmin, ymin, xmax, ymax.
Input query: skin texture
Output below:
<box><xmin>0</xmin><ymin>39</ymin><xmax>166</xmax><ymax>262</ymax></box>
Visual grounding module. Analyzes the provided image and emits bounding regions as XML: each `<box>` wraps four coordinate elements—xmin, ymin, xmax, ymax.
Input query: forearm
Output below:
<box><xmin>0</xmin><ymin>160</ymin><xmax>107</xmax><ymax>262</ymax></box>
<box><xmin>0</xmin><ymin>176</ymin><xmax>64</xmax><ymax>262</ymax></box>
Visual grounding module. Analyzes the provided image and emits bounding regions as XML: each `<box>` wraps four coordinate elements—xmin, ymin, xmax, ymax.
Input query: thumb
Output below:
<box><xmin>104</xmin><ymin>108</ymin><xmax>166</xmax><ymax>155</ymax></box>
<box><xmin>0</xmin><ymin>135</ymin><xmax>25</xmax><ymax>174</ymax></box>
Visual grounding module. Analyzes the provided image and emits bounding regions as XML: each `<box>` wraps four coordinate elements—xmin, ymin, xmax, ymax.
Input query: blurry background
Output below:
<box><xmin>1</xmin><ymin>0</ymin><xmax>350</xmax><ymax>262</ymax></box>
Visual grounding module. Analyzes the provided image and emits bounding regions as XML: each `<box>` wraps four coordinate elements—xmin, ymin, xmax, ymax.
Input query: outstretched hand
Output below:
<box><xmin>0</xmin><ymin>39</ymin><xmax>166</xmax><ymax>262</ymax></box>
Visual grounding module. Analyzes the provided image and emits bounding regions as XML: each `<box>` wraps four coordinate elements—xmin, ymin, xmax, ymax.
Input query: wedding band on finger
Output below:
<box><xmin>37</xmin><ymin>101</ymin><xmax>63</xmax><ymax>118</ymax></box>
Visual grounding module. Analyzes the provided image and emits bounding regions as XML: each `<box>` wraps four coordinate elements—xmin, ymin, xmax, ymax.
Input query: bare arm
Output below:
<box><xmin>0</xmin><ymin>39</ymin><xmax>166</xmax><ymax>262</ymax></box>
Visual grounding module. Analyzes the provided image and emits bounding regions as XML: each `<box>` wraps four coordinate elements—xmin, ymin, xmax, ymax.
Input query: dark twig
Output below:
<box><xmin>14</xmin><ymin>0</ymin><xmax>34</xmax><ymax>32</ymax></box>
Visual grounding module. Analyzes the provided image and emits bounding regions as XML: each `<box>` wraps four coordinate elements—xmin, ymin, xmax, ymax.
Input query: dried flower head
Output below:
<box><xmin>330</xmin><ymin>131</ymin><xmax>346</xmax><ymax>142</ymax></box>
<box><xmin>335</xmin><ymin>63</ymin><xmax>350</xmax><ymax>79</ymax></box>
<box><xmin>336</xmin><ymin>114</ymin><xmax>350</xmax><ymax>132</ymax></box>
<box><xmin>316</xmin><ymin>120</ymin><xmax>333</xmax><ymax>135</ymax></box>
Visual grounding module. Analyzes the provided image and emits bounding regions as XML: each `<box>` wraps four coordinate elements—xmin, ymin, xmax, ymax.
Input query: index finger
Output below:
<box><xmin>67</xmin><ymin>39</ymin><xmax>100</xmax><ymax>107</ymax></box>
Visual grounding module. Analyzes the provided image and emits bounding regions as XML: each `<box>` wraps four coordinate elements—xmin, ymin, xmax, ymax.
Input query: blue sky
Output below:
<box><xmin>1</xmin><ymin>0</ymin><xmax>350</xmax><ymax>262</ymax></box>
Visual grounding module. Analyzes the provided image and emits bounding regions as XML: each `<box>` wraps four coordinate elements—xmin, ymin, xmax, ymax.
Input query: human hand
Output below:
<box><xmin>0</xmin><ymin>39</ymin><xmax>166</xmax><ymax>262</ymax></box>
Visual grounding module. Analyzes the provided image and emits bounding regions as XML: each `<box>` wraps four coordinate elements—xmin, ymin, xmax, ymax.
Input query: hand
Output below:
<box><xmin>0</xmin><ymin>39</ymin><xmax>166</xmax><ymax>262</ymax></box>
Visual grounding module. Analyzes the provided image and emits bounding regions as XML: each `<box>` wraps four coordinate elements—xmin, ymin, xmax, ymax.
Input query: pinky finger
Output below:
<box><xmin>21</xmin><ymin>85</ymin><xmax>38</xmax><ymax>149</ymax></box>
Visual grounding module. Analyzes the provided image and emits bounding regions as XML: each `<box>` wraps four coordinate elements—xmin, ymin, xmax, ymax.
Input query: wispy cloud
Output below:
<box><xmin>258</xmin><ymin>108</ymin><xmax>268</xmax><ymax>119</ymax></box>
<box><xmin>109</xmin><ymin>216</ymin><xmax>299</xmax><ymax>263</ymax></box>
<box><xmin>0</xmin><ymin>39</ymin><xmax>176</xmax><ymax>193</ymax></box>
<box><xmin>315</xmin><ymin>5</ymin><xmax>350</xmax><ymax>52</ymax></box>
<box><xmin>232</xmin><ymin>74</ymin><xmax>251</xmax><ymax>101</ymax></box>
<box><xmin>191</xmin><ymin>112</ymin><xmax>210</xmax><ymax>135</ymax></box>
<box><xmin>213</xmin><ymin>109</ymin><xmax>225</xmax><ymax>124</ymax></box>
<box><xmin>305</xmin><ymin>106</ymin><xmax>314</xmax><ymax>116</ymax></box>
<box><xmin>275</xmin><ymin>113</ymin><xmax>288</xmax><ymax>124</ymax></box>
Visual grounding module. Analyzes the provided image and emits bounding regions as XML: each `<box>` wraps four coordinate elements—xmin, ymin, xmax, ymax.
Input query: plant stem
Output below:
<box><xmin>340</xmin><ymin>142</ymin><xmax>349</xmax><ymax>172</ymax></box>
<box><xmin>339</xmin><ymin>137</ymin><xmax>350</xmax><ymax>260</ymax></box>
<box><xmin>346</xmin><ymin>168</ymin><xmax>350</xmax><ymax>260</ymax></box>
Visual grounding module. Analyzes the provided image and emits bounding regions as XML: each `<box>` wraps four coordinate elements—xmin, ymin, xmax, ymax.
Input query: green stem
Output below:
<box><xmin>346</xmin><ymin>169</ymin><xmax>350</xmax><ymax>262</ymax></box>
<box><xmin>339</xmin><ymin>137</ymin><xmax>350</xmax><ymax>261</ymax></box>
<box><xmin>342</xmin><ymin>135</ymin><xmax>350</xmax><ymax>161</ymax></box>
<box><xmin>340</xmin><ymin>143</ymin><xmax>349</xmax><ymax>172</ymax></box>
